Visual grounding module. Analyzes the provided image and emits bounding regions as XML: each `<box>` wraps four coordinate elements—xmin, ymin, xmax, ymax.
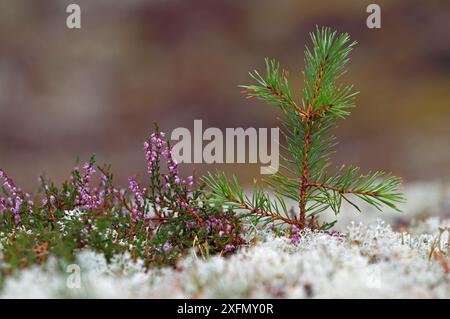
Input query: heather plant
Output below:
<box><xmin>0</xmin><ymin>126</ymin><xmax>245</xmax><ymax>281</ymax></box>
<box><xmin>203</xmin><ymin>27</ymin><xmax>405</xmax><ymax>231</ymax></box>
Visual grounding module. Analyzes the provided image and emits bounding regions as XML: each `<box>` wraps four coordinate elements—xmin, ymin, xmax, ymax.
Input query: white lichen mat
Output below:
<box><xmin>1</xmin><ymin>217</ymin><xmax>449</xmax><ymax>298</ymax></box>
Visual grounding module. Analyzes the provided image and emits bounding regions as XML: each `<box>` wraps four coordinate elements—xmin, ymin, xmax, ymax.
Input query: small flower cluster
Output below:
<box><xmin>74</xmin><ymin>162</ymin><xmax>103</xmax><ymax>210</ymax></box>
<box><xmin>128</xmin><ymin>176</ymin><xmax>144</xmax><ymax>206</ymax></box>
<box><xmin>128</xmin><ymin>126</ymin><xmax>196</xmax><ymax>222</ymax></box>
<box><xmin>290</xmin><ymin>225</ymin><xmax>300</xmax><ymax>244</ymax></box>
<box><xmin>76</xmin><ymin>160</ymin><xmax>118</xmax><ymax>212</ymax></box>
<box><xmin>39</xmin><ymin>157</ymin><xmax>117</xmax><ymax>216</ymax></box>
<box><xmin>124</xmin><ymin>126</ymin><xmax>245</xmax><ymax>265</ymax></box>
<box><xmin>206</xmin><ymin>215</ymin><xmax>237</xmax><ymax>251</ymax></box>
<box><xmin>0</xmin><ymin>169</ymin><xmax>33</xmax><ymax>224</ymax></box>
<box><xmin>145</xmin><ymin>131</ymin><xmax>166</xmax><ymax>175</ymax></box>
<box><xmin>127</xmin><ymin>173</ymin><xmax>152</xmax><ymax>221</ymax></box>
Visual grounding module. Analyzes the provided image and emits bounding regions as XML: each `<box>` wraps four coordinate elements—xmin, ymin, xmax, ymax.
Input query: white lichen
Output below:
<box><xmin>1</xmin><ymin>217</ymin><xmax>449</xmax><ymax>298</ymax></box>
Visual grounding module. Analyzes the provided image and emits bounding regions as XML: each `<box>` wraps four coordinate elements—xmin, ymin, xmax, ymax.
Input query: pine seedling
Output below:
<box><xmin>202</xmin><ymin>27</ymin><xmax>405</xmax><ymax>230</ymax></box>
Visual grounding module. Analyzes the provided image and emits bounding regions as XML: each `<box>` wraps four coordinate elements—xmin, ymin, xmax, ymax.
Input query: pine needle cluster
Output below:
<box><xmin>203</xmin><ymin>27</ymin><xmax>405</xmax><ymax>230</ymax></box>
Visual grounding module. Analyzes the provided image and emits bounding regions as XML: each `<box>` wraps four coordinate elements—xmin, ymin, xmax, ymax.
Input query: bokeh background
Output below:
<box><xmin>0</xmin><ymin>0</ymin><xmax>449</xmax><ymax>190</ymax></box>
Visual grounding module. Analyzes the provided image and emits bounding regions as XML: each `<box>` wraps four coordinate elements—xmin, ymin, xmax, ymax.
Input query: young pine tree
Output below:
<box><xmin>203</xmin><ymin>27</ymin><xmax>405</xmax><ymax>231</ymax></box>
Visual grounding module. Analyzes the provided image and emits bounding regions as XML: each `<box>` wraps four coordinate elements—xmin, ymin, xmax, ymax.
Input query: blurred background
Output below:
<box><xmin>0</xmin><ymin>0</ymin><xmax>449</xmax><ymax>191</ymax></box>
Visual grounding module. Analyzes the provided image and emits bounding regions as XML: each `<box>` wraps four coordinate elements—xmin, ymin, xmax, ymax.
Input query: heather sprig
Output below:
<box><xmin>0</xmin><ymin>169</ymin><xmax>33</xmax><ymax>224</ymax></box>
<box><xmin>38</xmin><ymin>157</ymin><xmax>117</xmax><ymax>216</ymax></box>
<box><xmin>121</xmin><ymin>126</ymin><xmax>245</xmax><ymax>265</ymax></box>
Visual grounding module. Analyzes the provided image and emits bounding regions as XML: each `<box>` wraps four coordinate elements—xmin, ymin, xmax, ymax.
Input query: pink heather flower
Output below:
<box><xmin>0</xmin><ymin>169</ymin><xmax>28</xmax><ymax>222</ymax></box>
<box><xmin>329</xmin><ymin>230</ymin><xmax>343</xmax><ymax>237</ymax></box>
<box><xmin>186</xmin><ymin>221</ymin><xmax>196</xmax><ymax>229</ymax></box>
<box><xmin>225</xmin><ymin>244</ymin><xmax>235</xmax><ymax>252</ymax></box>
<box><xmin>0</xmin><ymin>198</ymin><xmax>5</xmax><ymax>215</ymax></box>
<box><xmin>290</xmin><ymin>235</ymin><xmax>300</xmax><ymax>244</ymax></box>
<box><xmin>75</xmin><ymin>163</ymin><xmax>103</xmax><ymax>210</ymax></box>
<box><xmin>161</xmin><ymin>149</ymin><xmax>171</xmax><ymax>158</ymax></box>
<box><xmin>144</xmin><ymin>131</ymin><xmax>167</xmax><ymax>175</ymax></box>
<box><xmin>14</xmin><ymin>213</ymin><xmax>21</xmax><ymax>224</ymax></box>
<box><xmin>101</xmin><ymin>173</ymin><xmax>108</xmax><ymax>185</ymax></box>
<box><xmin>11</xmin><ymin>197</ymin><xmax>22</xmax><ymax>218</ymax></box>
<box><xmin>0</xmin><ymin>169</ymin><xmax>18</xmax><ymax>195</ymax></box>
<box><xmin>128</xmin><ymin>176</ymin><xmax>145</xmax><ymax>206</ymax></box>
<box><xmin>131</xmin><ymin>207</ymin><xmax>140</xmax><ymax>220</ymax></box>
<box><xmin>162</xmin><ymin>241</ymin><xmax>172</xmax><ymax>252</ymax></box>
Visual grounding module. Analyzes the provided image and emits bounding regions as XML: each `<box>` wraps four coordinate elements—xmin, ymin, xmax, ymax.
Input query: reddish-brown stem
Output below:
<box><xmin>226</xmin><ymin>196</ymin><xmax>300</xmax><ymax>227</ymax></box>
<box><xmin>298</xmin><ymin>58</ymin><xmax>328</xmax><ymax>229</ymax></box>
<box><xmin>175</xmin><ymin>192</ymin><xmax>204</xmax><ymax>224</ymax></box>
<box><xmin>311</xmin><ymin>104</ymin><xmax>332</xmax><ymax>119</ymax></box>
<box><xmin>296</xmin><ymin>107</ymin><xmax>309</xmax><ymax>119</ymax></box>
<box><xmin>306</xmin><ymin>182</ymin><xmax>379</xmax><ymax>197</ymax></box>
<box><xmin>264</xmin><ymin>85</ymin><xmax>308</xmax><ymax>117</ymax></box>
<box><xmin>113</xmin><ymin>191</ymin><xmax>169</xmax><ymax>222</ymax></box>
<box><xmin>299</xmin><ymin>119</ymin><xmax>311</xmax><ymax>229</ymax></box>
<box><xmin>242</xmin><ymin>58</ymin><xmax>338</xmax><ymax>230</ymax></box>
<box><xmin>241</xmin><ymin>78</ymin><xmax>305</xmax><ymax>117</ymax></box>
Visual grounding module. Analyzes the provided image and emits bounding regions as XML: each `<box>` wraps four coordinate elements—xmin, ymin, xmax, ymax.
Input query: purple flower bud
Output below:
<box><xmin>290</xmin><ymin>235</ymin><xmax>300</xmax><ymax>244</ymax></box>
<box><xmin>0</xmin><ymin>199</ymin><xmax>5</xmax><ymax>215</ymax></box>
<box><xmin>14</xmin><ymin>213</ymin><xmax>22</xmax><ymax>224</ymax></box>
<box><xmin>186</xmin><ymin>221</ymin><xmax>196</xmax><ymax>229</ymax></box>
<box><xmin>128</xmin><ymin>176</ymin><xmax>145</xmax><ymax>206</ymax></box>
<box><xmin>225</xmin><ymin>244</ymin><xmax>235</xmax><ymax>252</ymax></box>
<box><xmin>162</xmin><ymin>241</ymin><xmax>172</xmax><ymax>252</ymax></box>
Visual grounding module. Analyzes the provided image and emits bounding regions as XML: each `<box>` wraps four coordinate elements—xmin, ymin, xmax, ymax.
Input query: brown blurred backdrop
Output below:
<box><xmin>0</xmin><ymin>0</ymin><xmax>449</xmax><ymax>190</ymax></box>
